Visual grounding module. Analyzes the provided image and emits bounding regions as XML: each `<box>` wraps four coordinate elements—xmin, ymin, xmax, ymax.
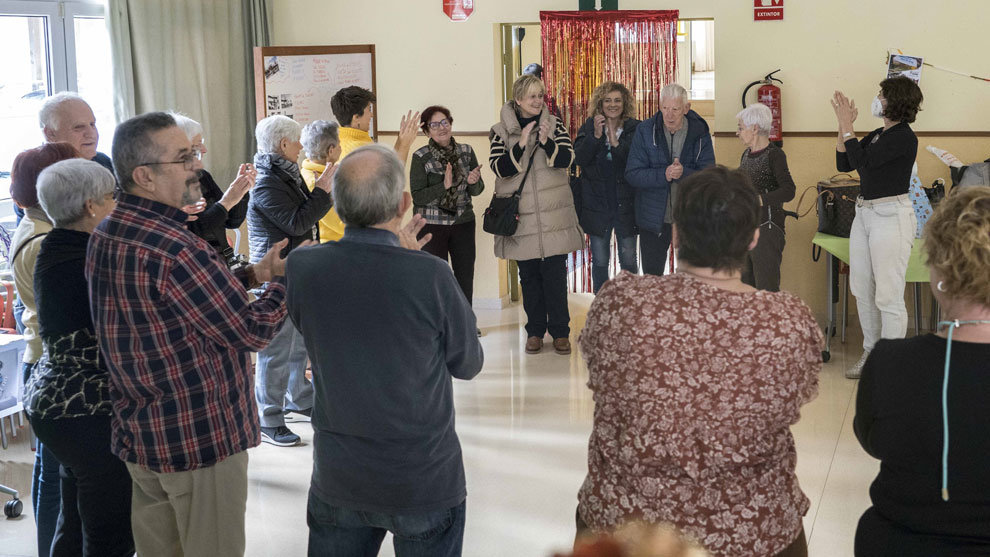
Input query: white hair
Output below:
<box><xmin>255</xmin><ymin>115</ymin><xmax>302</xmax><ymax>155</ymax></box>
<box><xmin>38</xmin><ymin>91</ymin><xmax>89</xmax><ymax>131</ymax></box>
<box><xmin>659</xmin><ymin>83</ymin><xmax>688</xmax><ymax>104</ymax></box>
<box><xmin>167</xmin><ymin>111</ymin><xmax>204</xmax><ymax>140</ymax></box>
<box><xmin>736</xmin><ymin>103</ymin><xmax>773</xmax><ymax>135</ymax></box>
<box><xmin>332</xmin><ymin>144</ymin><xmax>404</xmax><ymax>227</ymax></box>
<box><xmin>37</xmin><ymin>158</ymin><xmax>116</xmax><ymax>226</ymax></box>
<box><xmin>301</xmin><ymin>120</ymin><xmax>340</xmax><ymax>161</ymax></box>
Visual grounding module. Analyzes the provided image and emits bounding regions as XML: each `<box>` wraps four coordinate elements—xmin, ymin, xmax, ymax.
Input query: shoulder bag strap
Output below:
<box><xmin>10</xmin><ymin>232</ymin><xmax>48</xmax><ymax>265</ymax></box>
<box><xmin>512</xmin><ymin>148</ymin><xmax>539</xmax><ymax>198</ymax></box>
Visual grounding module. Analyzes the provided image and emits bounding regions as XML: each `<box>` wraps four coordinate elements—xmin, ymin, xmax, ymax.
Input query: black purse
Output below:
<box><xmin>815</xmin><ymin>174</ymin><xmax>860</xmax><ymax>237</ymax></box>
<box><xmin>483</xmin><ymin>150</ymin><xmax>537</xmax><ymax>236</ymax></box>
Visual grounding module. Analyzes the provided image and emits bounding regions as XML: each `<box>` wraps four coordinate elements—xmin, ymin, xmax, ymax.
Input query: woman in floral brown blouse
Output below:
<box><xmin>577</xmin><ymin>166</ymin><xmax>823</xmax><ymax>557</ymax></box>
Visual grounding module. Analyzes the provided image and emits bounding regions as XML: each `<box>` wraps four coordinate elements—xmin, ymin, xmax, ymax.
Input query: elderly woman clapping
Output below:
<box><xmin>735</xmin><ymin>103</ymin><xmax>796</xmax><ymax>292</ymax></box>
<box><xmin>246</xmin><ymin>115</ymin><xmax>332</xmax><ymax>446</ymax></box>
<box><xmin>26</xmin><ymin>158</ymin><xmax>134</xmax><ymax>556</ymax></box>
<box><xmin>169</xmin><ymin>112</ymin><xmax>255</xmax><ymax>265</ymax></box>
<box><xmin>300</xmin><ymin>119</ymin><xmax>346</xmax><ymax>243</ymax></box>
<box><xmin>854</xmin><ymin>186</ymin><xmax>990</xmax><ymax>555</ymax></box>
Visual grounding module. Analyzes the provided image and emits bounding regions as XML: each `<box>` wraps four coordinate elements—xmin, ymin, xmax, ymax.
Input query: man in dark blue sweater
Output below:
<box><xmin>286</xmin><ymin>144</ymin><xmax>483</xmax><ymax>557</ymax></box>
<box><xmin>626</xmin><ymin>83</ymin><xmax>715</xmax><ymax>275</ymax></box>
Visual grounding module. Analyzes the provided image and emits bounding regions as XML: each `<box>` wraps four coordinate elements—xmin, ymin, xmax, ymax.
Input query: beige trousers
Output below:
<box><xmin>125</xmin><ymin>451</ymin><xmax>249</xmax><ymax>557</ymax></box>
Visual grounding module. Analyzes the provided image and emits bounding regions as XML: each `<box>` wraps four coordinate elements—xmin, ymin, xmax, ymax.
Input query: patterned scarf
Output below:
<box><xmin>427</xmin><ymin>138</ymin><xmax>466</xmax><ymax>214</ymax></box>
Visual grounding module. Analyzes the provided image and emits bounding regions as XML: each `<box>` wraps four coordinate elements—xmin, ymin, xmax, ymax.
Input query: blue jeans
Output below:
<box><xmin>255</xmin><ymin>320</ymin><xmax>312</xmax><ymax>427</ymax></box>
<box><xmin>588</xmin><ymin>230</ymin><xmax>639</xmax><ymax>293</ymax></box>
<box><xmin>306</xmin><ymin>491</ymin><xmax>466</xmax><ymax>557</ymax></box>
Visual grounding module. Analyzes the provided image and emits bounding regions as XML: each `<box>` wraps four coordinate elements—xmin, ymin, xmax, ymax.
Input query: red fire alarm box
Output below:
<box><xmin>443</xmin><ymin>0</ymin><xmax>474</xmax><ymax>21</ymax></box>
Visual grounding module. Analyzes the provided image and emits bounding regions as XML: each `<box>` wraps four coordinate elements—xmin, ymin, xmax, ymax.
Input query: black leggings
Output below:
<box><xmin>421</xmin><ymin>220</ymin><xmax>476</xmax><ymax>303</ymax></box>
<box><xmin>29</xmin><ymin>414</ymin><xmax>134</xmax><ymax>557</ymax></box>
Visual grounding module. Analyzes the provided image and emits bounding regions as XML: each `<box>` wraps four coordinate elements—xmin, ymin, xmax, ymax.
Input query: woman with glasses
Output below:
<box><xmin>410</xmin><ymin>106</ymin><xmax>485</xmax><ymax>312</ymax></box>
<box><xmin>169</xmin><ymin>112</ymin><xmax>256</xmax><ymax>264</ymax></box>
<box><xmin>28</xmin><ymin>158</ymin><xmax>134</xmax><ymax>556</ymax></box>
<box><xmin>734</xmin><ymin>103</ymin><xmax>796</xmax><ymax>292</ymax></box>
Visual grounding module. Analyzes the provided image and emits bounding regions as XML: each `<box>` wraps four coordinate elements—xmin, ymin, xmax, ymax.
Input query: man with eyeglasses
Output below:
<box><xmin>85</xmin><ymin>112</ymin><xmax>297</xmax><ymax>556</ymax></box>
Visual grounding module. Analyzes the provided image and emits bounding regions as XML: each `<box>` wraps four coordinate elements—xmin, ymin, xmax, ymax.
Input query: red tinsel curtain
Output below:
<box><xmin>540</xmin><ymin>10</ymin><xmax>679</xmax><ymax>293</ymax></box>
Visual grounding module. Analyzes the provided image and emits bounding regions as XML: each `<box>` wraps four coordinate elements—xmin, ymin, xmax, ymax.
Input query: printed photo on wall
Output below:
<box><xmin>887</xmin><ymin>54</ymin><xmax>923</xmax><ymax>83</ymax></box>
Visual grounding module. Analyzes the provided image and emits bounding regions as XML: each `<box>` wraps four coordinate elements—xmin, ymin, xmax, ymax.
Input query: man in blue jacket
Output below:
<box><xmin>625</xmin><ymin>83</ymin><xmax>715</xmax><ymax>275</ymax></box>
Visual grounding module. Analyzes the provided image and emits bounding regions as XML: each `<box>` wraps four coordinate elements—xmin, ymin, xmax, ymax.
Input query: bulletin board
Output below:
<box><xmin>253</xmin><ymin>45</ymin><xmax>377</xmax><ymax>138</ymax></box>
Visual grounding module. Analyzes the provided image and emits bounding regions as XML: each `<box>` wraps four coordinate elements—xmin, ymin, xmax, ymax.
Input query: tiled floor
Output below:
<box><xmin>0</xmin><ymin>294</ymin><xmax>879</xmax><ymax>556</ymax></box>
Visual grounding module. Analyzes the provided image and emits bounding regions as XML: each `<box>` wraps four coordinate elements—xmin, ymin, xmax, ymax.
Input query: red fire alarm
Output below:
<box><xmin>443</xmin><ymin>0</ymin><xmax>474</xmax><ymax>21</ymax></box>
<box><xmin>754</xmin><ymin>0</ymin><xmax>783</xmax><ymax>21</ymax></box>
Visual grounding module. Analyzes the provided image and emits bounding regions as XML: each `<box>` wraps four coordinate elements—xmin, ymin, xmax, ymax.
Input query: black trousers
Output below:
<box><xmin>29</xmin><ymin>414</ymin><xmax>134</xmax><ymax>557</ymax></box>
<box><xmin>742</xmin><ymin>224</ymin><xmax>786</xmax><ymax>292</ymax></box>
<box><xmin>516</xmin><ymin>254</ymin><xmax>570</xmax><ymax>339</ymax></box>
<box><xmin>639</xmin><ymin>223</ymin><xmax>673</xmax><ymax>276</ymax></box>
<box><xmin>421</xmin><ymin>220</ymin><xmax>476</xmax><ymax>302</ymax></box>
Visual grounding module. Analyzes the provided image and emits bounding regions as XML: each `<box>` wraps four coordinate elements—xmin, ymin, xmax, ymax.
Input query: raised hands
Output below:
<box><xmin>593</xmin><ymin>114</ymin><xmax>606</xmax><ymax>139</ymax></box>
<box><xmin>219</xmin><ymin>163</ymin><xmax>256</xmax><ymax>210</ymax></box>
<box><xmin>466</xmin><ymin>166</ymin><xmax>482</xmax><ymax>185</ymax></box>
<box><xmin>398</xmin><ymin>213</ymin><xmax>432</xmax><ymax>251</ymax></box>
<box><xmin>443</xmin><ymin>163</ymin><xmax>454</xmax><ymax>190</ymax></box>
<box><xmin>831</xmin><ymin>91</ymin><xmax>858</xmax><ymax>126</ymax></box>
<box><xmin>538</xmin><ymin>120</ymin><xmax>552</xmax><ymax>144</ymax></box>
<box><xmin>393</xmin><ymin>110</ymin><xmax>422</xmax><ymax>165</ymax></box>
<box><xmin>181</xmin><ymin>198</ymin><xmax>207</xmax><ymax>221</ymax></box>
<box><xmin>313</xmin><ymin>161</ymin><xmax>336</xmax><ymax>193</ymax></box>
<box><xmin>519</xmin><ymin>121</ymin><xmax>537</xmax><ymax>146</ymax></box>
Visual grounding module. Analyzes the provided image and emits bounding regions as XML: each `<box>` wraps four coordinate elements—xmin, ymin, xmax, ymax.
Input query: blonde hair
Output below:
<box><xmin>590</xmin><ymin>81</ymin><xmax>636</xmax><ymax>120</ymax></box>
<box><xmin>923</xmin><ymin>186</ymin><xmax>990</xmax><ymax>306</ymax></box>
<box><xmin>512</xmin><ymin>74</ymin><xmax>545</xmax><ymax>103</ymax></box>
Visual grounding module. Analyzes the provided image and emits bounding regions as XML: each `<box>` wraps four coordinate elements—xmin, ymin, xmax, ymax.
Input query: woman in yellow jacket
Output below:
<box><xmin>300</xmin><ymin>120</ymin><xmax>345</xmax><ymax>241</ymax></box>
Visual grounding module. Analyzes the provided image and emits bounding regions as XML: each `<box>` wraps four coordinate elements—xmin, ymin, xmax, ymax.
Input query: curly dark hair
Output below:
<box><xmin>880</xmin><ymin>76</ymin><xmax>923</xmax><ymax>123</ymax></box>
<box><xmin>419</xmin><ymin>105</ymin><xmax>453</xmax><ymax>135</ymax></box>
<box><xmin>330</xmin><ymin>86</ymin><xmax>376</xmax><ymax>128</ymax></box>
<box><xmin>589</xmin><ymin>81</ymin><xmax>636</xmax><ymax>120</ymax></box>
<box><xmin>672</xmin><ymin>166</ymin><xmax>760</xmax><ymax>273</ymax></box>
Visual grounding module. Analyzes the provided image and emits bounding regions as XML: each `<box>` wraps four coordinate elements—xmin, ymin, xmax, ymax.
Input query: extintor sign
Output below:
<box><xmin>443</xmin><ymin>0</ymin><xmax>474</xmax><ymax>21</ymax></box>
<box><xmin>754</xmin><ymin>0</ymin><xmax>783</xmax><ymax>21</ymax></box>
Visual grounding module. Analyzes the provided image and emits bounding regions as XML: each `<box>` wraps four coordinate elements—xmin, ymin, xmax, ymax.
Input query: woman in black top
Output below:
<box><xmin>573</xmin><ymin>81</ymin><xmax>641</xmax><ymax>293</ymax></box>
<box><xmin>170</xmin><ymin>112</ymin><xmax>255</xmax><ymax>266</ymax></box>
<box><xmin>735</xmin><ymin>102</ymin><xmax>796</xmax><ymax>292</ymax></box>
<box><xmin>832</xmin><ymin>77</ymin><xmax>923</xmax><ymax>378</ymax></box>
<box><xmin>28</xmin><ymin>158</ymin><xmax>134</xmax><ymax>556</ymax></box>
<box><xmin>854</xmin><ymin>187</ymin><xmax>990</xmax><ymax>556</ymax></box>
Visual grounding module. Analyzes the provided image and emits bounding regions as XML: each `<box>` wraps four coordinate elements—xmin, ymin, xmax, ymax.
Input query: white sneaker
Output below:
<box><xmin>845</xmin><ymin>350</ymin><xmax>871</xmax><ymax>379</ymax></box>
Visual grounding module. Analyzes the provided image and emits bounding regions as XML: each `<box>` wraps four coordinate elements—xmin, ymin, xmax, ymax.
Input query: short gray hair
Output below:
<box><xmin>37</xmin><ymin>158</ymin><xmax>116</xmax><ymax>226</ymax></box>
<box><xmin>332</xmin><ymin>144</ymin><xmax>404</xmax><ymax>227</ymax></box>
<box><xmin>300</xmin><ymin>120</ymin><xmax>340</xmax><ymax>161</ymax></box>
<box><xmin>39</xmin><ymin>91</ymin><xmax>89</xmax><ymax>130</ymax></box>
<box><xmin>112</xmin><ymin>112</ymin><xmax>177</xmax><ymax>192</ymax></box>
<box><xmin>736</xmin><ymin>103</ymin><xmax>773</xmax><ymax>135</ymax></box>
<box><xmin>659</xmin><ymin>83</ymin><xmax>688</xmax><ymax>104</ymax></box>
<box><xmin>255</xmin><ymin>115</ymin><xmax>301</xmax><ymax>155</ymax></box>
<box><xmin>168</xmin><ymin>111</ymin><xmax>203</xmax><ymax>140</ymax></box>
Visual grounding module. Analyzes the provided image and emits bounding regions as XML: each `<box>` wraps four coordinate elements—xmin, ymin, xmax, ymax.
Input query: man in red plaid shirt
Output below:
<box><xmin>86</xmin><ymin>112</ymin><xmax>297</xmax><ymax>556</ymax></box>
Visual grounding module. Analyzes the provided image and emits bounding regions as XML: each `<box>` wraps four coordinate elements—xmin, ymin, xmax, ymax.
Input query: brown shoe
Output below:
<box><xmin>525</xmin><ymin>336</ymin><xmax>543</xmax><ymax>354</ymax></box>
<box><xmin>553</xmin><ymin>338</ymin><xmax>571</xmax><ymax>355</ymax></box>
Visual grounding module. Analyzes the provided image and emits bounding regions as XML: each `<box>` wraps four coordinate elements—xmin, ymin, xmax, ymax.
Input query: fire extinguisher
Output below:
<box><xmin>742</xmin><ymin>69</ymin><xmax>783</xmax><ymax>146</ymax></box>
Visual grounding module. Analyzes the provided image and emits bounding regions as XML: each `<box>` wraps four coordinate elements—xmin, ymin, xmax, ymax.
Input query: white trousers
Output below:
<box><xmin>848</xmin><ymin>194</ymin><xmax>915</xmax><ymax>351</ymax></box>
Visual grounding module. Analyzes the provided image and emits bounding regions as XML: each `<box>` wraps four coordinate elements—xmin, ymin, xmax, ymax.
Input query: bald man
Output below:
<box><xmin>39</xmin><ymin>92</ymin><xmax>114</xmax><ymax>172</ymax></box>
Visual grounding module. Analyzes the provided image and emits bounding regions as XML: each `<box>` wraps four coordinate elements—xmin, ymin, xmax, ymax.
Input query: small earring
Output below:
<box><xmin>937</xmin><ymin>280</ymin><xmax>946</xmax><ymax>292</ymax></box>
<box><xmin>90</xmin><ymin>213</ymin><xmax>96</xmax><ymax>217</ymax></box>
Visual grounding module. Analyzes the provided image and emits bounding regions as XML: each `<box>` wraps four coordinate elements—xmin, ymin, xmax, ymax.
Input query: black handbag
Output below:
<box><xmin>815</xmin><ymin>174</ymin><xmax>860</xmax><ymax>237</ymax></box>
<box><xmin>483</xmin><ymin>150</ymin><xmax>537</xmax><ymax>236</ymax></box>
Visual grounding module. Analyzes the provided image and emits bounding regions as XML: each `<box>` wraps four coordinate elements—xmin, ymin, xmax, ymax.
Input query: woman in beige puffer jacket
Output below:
<box><xmin>488</xmin><ymin>75</ymin><xmax>583</xmax><ymax>355</ymax></box>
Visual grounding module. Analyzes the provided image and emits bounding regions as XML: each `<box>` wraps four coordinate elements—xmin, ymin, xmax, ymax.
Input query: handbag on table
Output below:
<box><xmin>814</xmin><ymin>174</ymin><xmax>860</xmax><ymax>238</ymax></box>
<box><xmin>483</xmin><ymin>150</ymin><xmax>537</xmax><ymax>237</ymax></box>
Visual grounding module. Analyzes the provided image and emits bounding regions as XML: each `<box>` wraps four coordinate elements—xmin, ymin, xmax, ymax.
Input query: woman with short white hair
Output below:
<box><xmin>299</xmin><ymin>119</ymin><xmax>346</xmax><ymax>242</ymax></box>
<box><xmin>27</xmin><ymin>158</ymin><xmax>135</xmax><ymax>556</ymax></box>
<box><xmin>246</xmin><ymin>115</ymin><xmax>333</xmax><ymax>447</ymax></box>
<box><xmin>735</xmin><ymin>102</ymin><xmax>796</xmax><ymax>291</ymax></box>
<box><xmin>168</xmin><ymin>112</ymin><xmax>255</xmax><ymax>264</ymax></box>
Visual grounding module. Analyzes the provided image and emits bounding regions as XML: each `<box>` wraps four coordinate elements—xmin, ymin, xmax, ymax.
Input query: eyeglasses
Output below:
<box><xmin>428</xmin><ymin>119</ymin><xmax>451</xmax><ymax>130</ymax></box>
<box><xmin>138</xmin><ymin>152</ymin><xmax>199</xmax><ymax>171</ymax></box>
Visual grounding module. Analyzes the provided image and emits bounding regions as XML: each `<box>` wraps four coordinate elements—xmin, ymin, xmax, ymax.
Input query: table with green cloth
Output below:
<box><xmin>811</xmin><ymin>232</ymin><xmax>932</xmax><ymax>362</ymax></box>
